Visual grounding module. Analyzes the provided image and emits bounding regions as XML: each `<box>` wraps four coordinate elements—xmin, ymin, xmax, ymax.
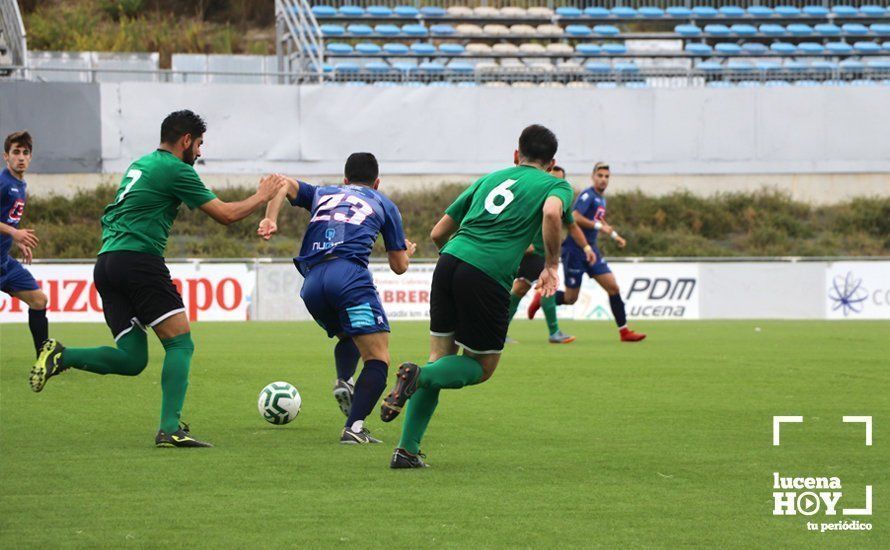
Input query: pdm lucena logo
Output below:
<box><xmin>828</xmin><ymin>272</ymin><xmax>868</xmax><ymax>316</ymax></box>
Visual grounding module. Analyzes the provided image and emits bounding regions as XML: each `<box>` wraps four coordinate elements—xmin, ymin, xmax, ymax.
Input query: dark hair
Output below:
<box><xmin>518</xmin><ymin>124</ymin><xmax>558</xmax><ymax>165</ymax></box>
<box><xmin>551</xmin><ymin>165</ymin><xmax>565</xmax><ymax>175</ymax></box>
<box><xmin>344</xmin><ymin>152</ymin><xmax>379</xmax><ymax>185</ymax></box>
<box><xmin>160</xmin><ymin>110</ymin><xmax>206</xmax><ymax>144</ymax></box>
<box><xmin>4</xmin><ymin>131</ymin><xmax>33</xmax><ymax>154</ymax></box>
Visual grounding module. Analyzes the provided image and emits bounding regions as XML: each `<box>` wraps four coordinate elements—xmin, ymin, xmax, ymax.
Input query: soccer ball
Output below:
<box><xmin>258</xmin><ymin>381</ymin><xmax>301</xmax><ymax>425</ymax></box>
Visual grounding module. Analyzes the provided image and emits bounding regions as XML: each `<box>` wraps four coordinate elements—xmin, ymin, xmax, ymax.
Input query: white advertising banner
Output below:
<box><xmin>826</xmin><ymin>262</ymin><xmax>890</xmax><ymax>320</ymax></box>
<box><xmin>370</xmin><ymin>263</ymin><xmax>434</xmax><ymax>320</ymax></box>
<box><xmin>0</xmin><ymin>263</ymin><xmax>255</xmax><ymax>323</ymax></box>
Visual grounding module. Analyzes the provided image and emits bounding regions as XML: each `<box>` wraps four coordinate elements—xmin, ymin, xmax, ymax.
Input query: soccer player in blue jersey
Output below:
<box><xmin>529</xmin><ymin>162</ymin><xmax>646</xmax><ymax>342</ymax></box>
<box><xmin>1</xmin><ymin>131</ymin><xmax>50</xmax><ymax>355</ymax></box>
<box><xmin>258</xmin><ymin>153</ymin><xmax>415</xmax><ymax>444</ymax></box>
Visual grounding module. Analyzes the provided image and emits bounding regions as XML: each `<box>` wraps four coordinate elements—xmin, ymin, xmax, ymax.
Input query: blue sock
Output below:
<box><xmin>555</xmin><ymin>290</ymin><xmax>565</xmax><ymax>306</ymax></box>
<box><xmin>334</xmin><ymin>338</ymin><xmax>360</xmax><ymax>381</ymax></box>
<box><xmin>346</xmin><ymin>359</ymin><xmax>388</xmax><ymax>428</ymax></box>
<box><xmin>609</xmin><ymin>293</ymin><xmax>628</xmax><ymax>328</ymax></box>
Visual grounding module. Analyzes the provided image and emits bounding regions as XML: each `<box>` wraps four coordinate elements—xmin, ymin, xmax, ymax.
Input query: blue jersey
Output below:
<box><xmin>563</xmin><ymin>187</ymin><xmax>606</xmax><ymax>250</ymax></box>
<box><xmin>290</xmin><ymin>182</ymin><xmax>406</xmax><ymax>275</ymax></box>
<box><xmin>0</xmin><ymin>168</ymin><xmax>28</xmax><ymax>264</ymax></box>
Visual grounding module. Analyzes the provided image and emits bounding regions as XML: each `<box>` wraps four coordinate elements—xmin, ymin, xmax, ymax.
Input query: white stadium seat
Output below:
<box><xmin>493</xmin><ymin>43</ymin><xmax>520</xmax><ymax>54</ymax></box>
<box><xmin>537</xmin><ymin>25</ymin><xmax>564</xmax><ymax>36</ymax></box>
<box><xmin>528</xmin><ymin>7</ymin><xmax>555</xmax><ymax>18</ymax></box>
<box><xmin>466</xmin><ymin>42</ymin><xmax>494</xmax><ymax>54</ymax></box>
<box><xmin>546</xmin><ymin>43</ymin><xmax>574</xmax><ymax>55</ymax></box>
<box><xmin>510</xmin><ymin>24</ymin><xmax>537</xmax><ymax>36</ymax></box>
<box><xmin>500</xmin><ymin>7</ymin><xmax>527</xmax><ymax>18</ymax></box>
<box><xmin>447</xmin><ymin>6</ymin><xmax>473</xmax><ymax>18</ymax></box>
<box><xmin>519</xmin><ymin>43</ymin><xmax>547</xmax><ymax>54</ymax></box>
<box><xmin>483</xmin><ymin>24</ymin><xmax>510</xmax><ymax>35</ymax></box>
<box><xmin>474</xmin><ymin>7</ymin><xmax>500</xmax><ymax>18</ymax></box>
<box><xmin>457</xmin><ymin>24</ymin><xmax>484</xmax><ymax>35</ymax></box>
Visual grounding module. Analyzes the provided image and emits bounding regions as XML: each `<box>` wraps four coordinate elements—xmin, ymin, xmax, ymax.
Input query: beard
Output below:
<box><xmin>182</xmin><ymin>146</ymin><xmax>197</xmax><ymax>166</ymax></box>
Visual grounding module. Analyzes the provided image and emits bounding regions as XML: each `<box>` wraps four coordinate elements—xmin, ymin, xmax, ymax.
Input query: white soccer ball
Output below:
<box><xmin>258</xmin><ymin>381</ymin><xmax>301</xmax><ymax>425</ymax></box>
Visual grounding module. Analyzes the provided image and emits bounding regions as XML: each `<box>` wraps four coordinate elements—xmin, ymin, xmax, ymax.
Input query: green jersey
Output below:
<box><xmin>442</xmin><ymin>165</ymin><xmax>574</xmax><ymax>291</ymax></box>
<box><xmin>99</xmin><ymin>150</ymin><xmax>217</xmax><ymax>257</ymax></box>
<box><xmin>531</xmin><ymin>208</ymin><xmax>574</xmax><ymax>256</ymax></box>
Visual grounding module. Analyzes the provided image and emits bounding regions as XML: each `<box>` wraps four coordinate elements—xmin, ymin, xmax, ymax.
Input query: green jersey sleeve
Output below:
<box><xmin>444</xmin><ymin>179</ymin><xmax>482</xmax><ymax>223</ymax></box>
<box><xmin>548</xmin><ymin>181</ymin><xmax>574</xmax><ymax>219</ymax></box>
<box><xmin>173</xmin><ymin>164</ymin><xmax>217</xmax><ymax>209</ymax></box>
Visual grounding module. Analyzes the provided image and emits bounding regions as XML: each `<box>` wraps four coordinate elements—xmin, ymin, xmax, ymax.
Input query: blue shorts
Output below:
<box><xmin>300</xmin><ymin>258</ymin><xmax>390</xmax><ymax>338</ymax></box>
<box><xmin>0</xmin><ymin>257</ymin><xmax>39</xmax><ymax>294</ymax></box>
<box><xmin>562</xmin><ymin>244</ymin><xmax>611</xmax><ymax>289</ymax></box>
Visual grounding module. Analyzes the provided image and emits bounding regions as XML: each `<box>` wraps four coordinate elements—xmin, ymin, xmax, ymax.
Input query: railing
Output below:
<box><xmin>0</xmin><ymin>0</ymin><xmax>28</xmax><ymax>68</ymax></box>
<box><xmin>303</xmin><ymin>1</ymin><xmax>885</xmax><ymax>10</ymax></box>
<box><xmin>277</xmin><ymin>0</ymin><xmax>325</xmax><ymax>82</ymax></box>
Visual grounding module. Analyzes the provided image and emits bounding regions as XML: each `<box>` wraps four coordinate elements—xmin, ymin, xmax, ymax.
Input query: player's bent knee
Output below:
<box><xmin>31</xmin><ymin>292</ymin><xmax>48</xmax><ymax>310</ymax></box>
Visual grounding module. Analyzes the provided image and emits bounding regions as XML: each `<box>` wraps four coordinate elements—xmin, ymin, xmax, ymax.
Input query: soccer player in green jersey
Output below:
<box><xmin>379</xmin><ymin>125</ymin><xmax>574</xmax><ymax>468</ymax></box>
<box><xmin>505</xmin><ymin>165</ymin><xmax>596</xmax><ymax>344</ymax></box>
<box><xmin>28</xmin><ymin>110</ymin><xmax>286</xmax><ymax>447</ymax></box>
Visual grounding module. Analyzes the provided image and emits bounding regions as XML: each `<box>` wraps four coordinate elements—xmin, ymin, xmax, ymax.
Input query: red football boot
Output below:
<box><xmin>620</xmin><ymin>327</ymin><xmax>646</xmax><ymax>342</ymax></box>
<box><xmin>527</xmin><ymin>291</ymin><xmax>542</xmax><ymax>319</ymax></box>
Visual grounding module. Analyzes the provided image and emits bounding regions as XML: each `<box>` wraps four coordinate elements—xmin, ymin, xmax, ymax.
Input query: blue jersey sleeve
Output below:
<box><xmin>289</xmin><ymin>181</ymin><xmax>317</xmax><ymax>210</ymax></box>
<box><xmin>381</xmin><ymin>198</ymin><xmax>407</xmax><ymax>252</ymax></box>
<box><xmin>573</xmin><ymin>190</ymin><xmax>595</xmax><ymax>218</ymax></box>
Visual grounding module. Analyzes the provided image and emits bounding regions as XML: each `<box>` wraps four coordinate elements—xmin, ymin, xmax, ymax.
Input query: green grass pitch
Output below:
<box><xmin>1</xmin><ymin>320</ymin><xmax>887</xmax><ymax>547</ymax></box>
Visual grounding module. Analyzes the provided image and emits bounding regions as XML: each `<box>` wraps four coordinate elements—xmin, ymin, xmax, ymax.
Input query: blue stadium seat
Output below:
<box><xmin>430</xmin><ymin>24</ymin><xmax>455</xmax><ymax>36</ymax></box>
<box><xmin>556</xmin><ymin>7</ymin><xmax>583</xmax><ymax>18</ymax></box>
<box><xmin>584</xmin><ymin>7</ymin><xmax>611</xmax><ymax>18</ymax></box>
<box><xmin>756</xmin><ymin>61</ymin><xmax>781</xmax><ymax>71</ymax></box>
<box><xmin>715</xmin><ymin>43</ymin><xmax>742</xmax><ymax>55</ymax></box>
<box><xmin>798</xmin><ymin>42</ymin><xmax>825</xmax><ymax>54</ymax></box>
<box><xmin>815</xmin><ymin>24</ymin><xmax>842</xmax><ymax>36</ymax></box>
<box><xmin>765</xmin><ymin>81</ymin><xmax>791</xmax><ymax>87</ymax></box>
<box><xmin>614</xmin><ymin>62</ymin><xmax>640</xmax><ymax>73</ymax></box>
<box><xmin>760</xmin><ymin>24</ymin><xmax>787</xmax><ymax>37</ymax></box>
<box><xmin>774</xmin><ymin>6</ymin><xmax>802</xmax><ymax>17</ymax></box>
<box><xmin>625</xmin><ymin>82</ymin><xmax>649</xmax><ymax>89</ymax></box>
<box><xmin>866</xmin><ymin>60</ymin><xmax>890</xmax><ymax>69</ymax></box>
<box><xmin>420</xmin><ymin>6</ymin><xmax>446</xmax><ymax>17</ymax></box>
<box><xmin>861</xmin><ymin>6</ymin><xmax>887</xmax><ymax>17</ymax></box>
<box><xmin>747</xmin><ymin>6</ymin><xmax>774</xmax><ymax>18</ymax></box>
<box><xmin>428</xmin><ymin>81</ymin><xmax>454</xmax><ymax>87</ymax></box>
<box><xmin>392</xmin><ymin>61</ymin><xmax>417</xmax><ymax>72</ymax></box>
<box><xmin>719</xmin><ymin>6</ymin><xmax>746</xmax><ymax>18</ymax></box>
<box><xmin>594</xmin><ymin>25</ymin><xmax>621</xmax><ymax>36</ymax></box>
<box><xmin>373</xmin><ymin>81</ymin><xmax>399</xmax><ymax>87</ymax></box>
<box><xmin>394</xmin><ymin>6</ymin><xmax>419</xmax><ymax>18</ymax></box>
<box><xmin>321</xmin><ymin>24</ymin><xmax>346</xmax><ymax>37</ymax></box>
<box><xmin>356</xmin><ymin>43</ymin><xmax>382</xmax><ymax>55</ymax></box>
<box><xmin>850</xmin><ymin>79</ymin><xmax>878</xmax><ymax>86</ymax></box>
<box><xmin>347</xmin><ymin>24</ymin><xmax>373</xmax><ymax>36</ymax></box>
<box><xmin>730</xmin><ymin>24</ymin><xmax>757</xmax><ymax>37</ymax></box>
<box><xmin>584</xmin><ymin>62</ymin><xmax>612</xmax><ymax>73</ymax></box>
<box><xmin>343</xmin><ymin>81</ymin><xmax>368</xmax><ymax>86</ymax></box>
<box><xmin>667</xmin><ymin>7</ymin><xmax>693</xmax><ymax>18</ymax></box>
<box><xmin>576</xmin><ymin>43</ymin><xmax>601</xmax><ymax>55</ymax></box>
<box><xmin>334</xmin><ymin>61</ymin><xmax>361</xmax><ymax>73</ymax></box>
<box><xmin>692</xmin><ymin>7</ymin><xmax>719</xmax><ymax>18</ymax></box>
<box><xmin>726</xmin><ymin>60</ymin><xmax>754</xmax><ymax>72</ymax></box>
<box><xmin>457</xmin><ymin>81</ymin><xmax>477</xmax><ymax>87</ymax></box>
<box><xmin>612</xmin><ymin>7</ymin><xmax>637</xmax><ymax>18</ymax></box>
<box><xmin>447</xmin><ymin>61</ymin><xmax>474</xmax><ymax>73</ymax></box>
<box><xmin>375</xmin><ymin>24</ymin><xmax>401</xmax><ymax>36</ymax></box>
<box><xmin>367</xmin><ymin>6</ymin><xmax>393</xmax><ymax>18</ymax></box>
<box><xmin>737</xmin><ymin>81</ymin><xmax>761</xmax><ymax>88</ymax></box>
<box><xmin>439</xmin><ymin>43</ymin><xmax>465</xmax><ymax>55</ymax></box>
<box><xmin>602</xmin><ymin>43</ymin><xmax>628</xmax><ymax>54</ymax></box>
<box><xmin>803</xmin><ymin>6</ymin><xmax>829</xmax><ymax>17</ymax></box>
<box><xmin>566</xmin><ymin>25</ymin><xmax>593</xmax><ymax>37</ymax></box>
<box><xmin>705</xmin><ymin>24</ymin><xmax>731</xmax><ymax>36</ymax></box>
<box><xmin>787</xmin><ymin>24</ymin><xmax>814</xmax><ymax>37</ymax></box>
<box><xmin>596</xmin><ymin>82</ymin><xmax>618</xmax><ymax>89</ymax></box>
<box><xmin>410</xmin><ymin>42</ymin><xmax>436</xmax><ymax>55</ymax></box>
<box><xmin>785</xmin><ymin>60</ymin><xmax>810</xmax><ymax>71</ymax></box>
<box><xmin>874</xmin><ymin>24</ymin><xmax>890</xmax><ymax>36</ymax></box>
<box><xmin>771</xmin><ymin>42</ymin><xmax>798</xmax><ymax>54</ymax></box>
<box><xmin>884</xmin><ymin>41</ymin><xmax>890</xmax><ymax>50</ymax></box>
<box><xmin>840</xmin><ymin>59</ymin><xmax>866</xmax><ymax>71</ymax></box>
<box><xmin>419</xmin><ymin>61</ymin><xmax>445</xmax><ymax>72</ymax></box>
<box><xmin>676</xmin><ymin>24</ymin><xmax>703</xmax><ymax>37</ymax></box>
<box><xmin>696</xmin><ymin>61</ymin><xmax>723</xmax><ymax>72</ymax></box>
<box><xmin>685</xmin><ymin>43</ymin><xmax>713</xmax><ymax>55</ymax></box>
<box><xmin>327</xmin><ymin>43</ymin><xmax>354</xmax><ymax>55</ymax></box>
<box><xmin>742</xmin><ymin>42</ymin><xmax>769</xmax><ymax>54</ymax></box>
<box><xmin>811</xmin><ymin>60</ymin><xmax>839</xmax><ymax>72</ymax></box>
<box><xmin>707</xmin><ymin>81</ymin><xmax>733</xmax><ymax>88</ymax></box>
<box><xmin>312</xmin><ymin>5</ymin><xmax>337</xmax><ymax>17</ymax></box>
<box><xmin>340</xmin><ymin>6</ymin><xmax>365</xmax><ymax>17</ymax></box>
<box><xmin>794</xmin><ymin>80</ymin><xmax>821</xmax><ymax>87</ymax></box>
<box><xmin>383</xmin><ymin>43</ymin><xmax>410</xmax><ymax>55</ymax></box>
<box><xmin>402</xmin><ymin>24</ymin><xmax>428</xmax><ymax>37</ymax></box>
<box><xmin>826</xmin><ymin>42</ymin><xmax>854</xmax><ymax>54</ymax></box>
<box><xmin>639</xmin><ymin>7</ymin><xmax>664</xmax><ymax>18</ymax></box>
<box><xmin>365</xmin><ymin>61</ymin><xmax>391</xmax><ymax>73</ymax></box>
<box><xmin>832</xmin><ymin>6</ymin><xmax>859</xmax><ymax>17</ymax></box>
<box><xmin>843</xmin><ymin>24</ymin><xmax>869</xmax><ymax>36</ymax></box>
<box><xmin>854</xmin><ymin>41</ymin><xmax>881</xmax><ymax>53</ymax></box>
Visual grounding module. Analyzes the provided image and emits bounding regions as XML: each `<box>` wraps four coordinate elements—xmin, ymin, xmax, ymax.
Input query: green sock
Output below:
<box><xmin>61</xmin><ymin>329</ymin><xmax>148</xmax><ymax>376</ymax></box>
<box><xmin>541</xmin><ymin>294</ymin><xmax>560</xmax><ymax>336</ymax></box>
<box><xmin>398</xmin><ymin>386</ymin><xmax>440</xmax><ymax>454</ymax></box>
<box><xmin>506</xmin><ymin>293</ymin><xmax>521</xmax><ymax>327</ymax></box>
<box><xmin>159</xmin><ymin>333</ymin><xmax>194</xmax><ymax>434</ymax></box>
<box><xmin>418</xmin><ymin>355</ymin><xmax>484</xmax><ymax>390</ymax></box>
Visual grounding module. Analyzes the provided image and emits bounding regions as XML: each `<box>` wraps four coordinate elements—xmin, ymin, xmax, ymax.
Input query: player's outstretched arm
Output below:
<box><xmin>200</xmin><ymin>174</ymin><xmax>286</xmax><ymax>226</ymax></box>
<box><xmin>430</xmin><ymin>215</ymin><xmax>459</xmax><ymax>251</ymax></box>
<box><xmin>258</xmin><ymin>176</ymin><xmax>300</xmax><ymax>240</ymax></box>
<box><xmin>387</xmin><ymin>239</ymin><xmax>416</xmax><ymax>275</ymax></box>
<box><xmin>0</xmin><ymin>222</ymin><xmax>39</xmax><ymax>249</ymax></box>
<box><xmin>538</xmin><ymin>196</ymin><xmax>564</xmax><ymax>297</ymax></box>
<box><xmin>567</xmin><ymin>222</ymin><xmax>597</xmax><ymax>264</ymax></box>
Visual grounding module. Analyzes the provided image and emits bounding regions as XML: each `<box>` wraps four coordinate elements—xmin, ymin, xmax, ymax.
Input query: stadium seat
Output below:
<box><xmin>365</xmin><ymin>61</ymin><xmax>391</xmax><ymax>73</ymax></box>
<box><xmin>692</xmin><ymin>7</ymin><xmax>719</xmax><ymax>18</ymax></box>
<box><xmin>794</xmin><ymin>80</ymin><xmax>821</xmax><ymax>87</ymax></box>
<box><xmin>393</xmin><ymin>6</ymin><xmax>419</xmax><ymax>18</ymax></box>
<box><xmin>850</xmin><ymin>79</ymin><xmax>878</xmax><ymax>86</ymax></box>
<box><xmin>420</xmin><ymin>6</ymin><xmax>446</xmax><ymax>18</ymax></box>
<box><xmin>625</xmin><ymin>81</ymin><xmax>649</xmax><ymax>89</ymax></box>
<box><xmin>639</xmin><ymin>7</ymin><xmax>664</xmax><ymax>18</ymax></box>
<box><xmin>741</xmin><ymin>42</ymin><xmax>769</xmax><ymax>54</ymax></box>
<box><xmin>500</xmin><ymin>7</ymin><xmax>527</xmax><ymax>18</ymax></box>
<box><xmin>402</xmin><ymin>24</ymin><xmax>428</xmax><ymax>37</ymax></box>
<box><xmin>567</xmin><ymin>81</ymin><xmax>592</xmax><ymax>88</ymax></box>
<box><xmin>884</xmin><ymin>41</ymin><xmax>890</xmax><ymax>50</ymax></box>
<box><xmin>431</xmin><ymin>24</ymin><xmax>455</xmax><ymax>36</ymax></box>
<box><xmin>764</xmin><ymin>81</ymin><xmax>791</xmax><ymax>87</ymax></box>
<box><xmin>696</xmin><ymin>61</ymin><xmax>723</xmax><ymax>72</ymax></box>
<box><xmin>339</xmin><ymin>6</ymin><xmax>365</xmax><ymax>17</ymax></box>
<box><xmin>576</xmin><ymin>43</ymin><xmax>601</xmax><ymax>55</ymax></box>
<box><xmin>747</xmin><ymin>6</ymin><xmax>774</xmax><ymax>18</ymax></box>
<box><xmin>375</xmin><ymin>24</ymin><xmax>401</xmax><ymax>36</ymax></box>
<box><xmin>556</xmin><ymin>7</ymin><xmax>582</xmax><ymax>18</ymax></box>
<box><xmin>811</xmin><ymin>60</ymin><xmax>839</xmax><ymax>72</ymax></box>
<box><xmin>826</xmin><ymin>42</ymin><xmax>854</xmax><ymax>54</ymax></box>
<box><xmin>492</xmin><ymin>43</ymin><xmax>519</xmax><ymax>54</ymax></box>
<box><xmin>705</xmin><ymin>24</ymin><xmax>731</xmax><ymax>37</ymax></box>
<box><xmin>802</xmin><ymin>6</ymin><xmax>829</xmax><ymax>17</ymax></box>
<box><xmin>760</xmin><ymin>24</ymin><xmax>787</xmax><ymax>37</ymax></box>
<box><xmin>456</xmin><ymin>24</ymin><xmax>483</xmax><ymax>36</ymax></box>
<box><xmin>715</xmin><ymin>43</ymin><xmax>742</xmax><ymax>55</ymax></box>
<box><xmin>539</xmin><ymin>81</ymin><xmax>566</xmax><ymax>88</ymax></box>
<box><xmin>594</xmin><ymin>25</ymin><xmax>620</xmax><ymax>36</ymax></box>
<box><xmin>566</xmin><ymin>25</ymin><xmax>592</xmax><ymax>37</ymax></box>
<box><xmin>356</xmin><ymin>43</ymin><xmax>382</xmax><ymax>55</ymax></box>
<box><xmin>774</xmin><ymin>6</ymin><xmax>802</xmax><ymax>17</ymax></box>
<box><xmin>840</xmin><ymin>59</ymin><xmax>866</xmax><ymax>71</ymax></box>
<box><xmin>584</xmin><ymin>62</ymin><xmax>612</xmax><ymax>74</ymax></box>
<box><xmin>347</xmin><ymin>24</ymin><xmax>373</xmax><ymax>36</ymax></box>
<box><xmin>707</xmin><ymin>81</ymin><xmax>733</xmax><ymax>88</ymax></box>
<box><xmin>843</xmin><ymin>24</ymin><xmax>869</xmax><ymax>36</ymax></box>
<box><xmin>334</xmin><ymin>61</ymin><xmax>361</xmax><ymax>73</ymax></box>
<box><xmin>373</xmin><ymin>81</ymin><xmax>398</xmax><ymax>87</ymax></box>
<box><xmin>466</xmin><ymin>43</ymin><xmax>492</xmax><ymax>54</ymax></box>
<box><xmin>730</xmin><ymin>24</ymin><xmax>757</xmax><ymax>37</ymax></box>
<box><xmin>556</xmin><ymin>60</ymin><xmax>583</xmax><ymax>71</ymax></box>
<box><xmin>528</xmin><ymin>7</ymin><xmax>554</xmax><ymax>18</ymax></box>
<box><xmin>418</xmin><ymin>61</ymin><xmax>445</xmax><ymax>73</ymax></box>
<box><xmin>737</xmin><ymin>81</ymin><xmax>761</xmax><ymax>88</ymax></box>
<box><xmin>602</xmin><ymin>43</ymin><xmax>628</xmax><ymax>54</ymax></box>
<box><xmin>866</xmin><ymin>60</ymin><xmax>890</xmax><ymax>70</ymax></box>
<box><xmin>483</xmin><ymin>24</ymin><xmax>510</xmax><ymax>35</ymax></box>
<box><xmin>342</xmin><ymin>81</ymin><xmax>367</xmax><ymax>86</ymax></box>
<box><xmin>326</xmin><ymin>43</ymin><xmax>353</xmax><ymax>55</ymax></box>
<box><xmin>510</xmin><ymin>24</ymin><xmax>537</xmax><ymax>36</ymax></box>
<box><xmin>676</xmin><ymin>24</ymin><xmax>703</xmax><ymax>37</ymax></box>
<box><xmin>439</xmin><ymin>43</ymin><xmax>466</xmax><ymax>55</ymax></box>
<box><xmin>584</xmin><ymin>7</ymin><xmax>611</xmax><ymax>18</ymax></box>
<box><xmin>771</xmin><ymin>42</ymin><xmax>798</xmax><ymax>54</ymax></box>
<box><xmin>457</xmin><ymin>81</ymin><xmax>477</xmax><ymax>87</ymax></box>
<box><xmin>546</xmin><ymin>43</ymin><xmax>574</xmax><ymax>55</ymax></box>
<box><xmin>667</xmin><ymin>7</ymin><xmax>693</xmax><ymax>18</ymax></box>
<box><xmin>614</xmin><ymin>62</ymin><xmax>639</xmax><ymax>73</ymax></box>
<box><xmin>519</xmin><ymin>43</ymin><xmax>546</xmax><ymax>54</ymax></box>
<box><xmin>611</xmin><ymin>7</ymin><xmax>637</xmax><ymax>18</ymax></box>
<box><xmin>787</xmin><ymin>24</ymin><xmax>814</xmax><ymax>37</ymax></box>
<box><xmin>832</xmin><ymin>6</ymin><xmax>859</xmax><ymax>17</ymax></box>
<box><xmin>854</xmin><ymin>41</ymin><xmax>881</xmax><ymax>53</ymax></box>
<box><xmin>785</xmin><ymin>60</ymin><xmax>809</xmax><ymax>72</ymax></box>
<box><xmin>538</xmin><ymin>25</ymin><xmax>565</xmax><ymax>36</ymax></box>
<box><xmin>685</xmin><ymin>43</ymin><xmax>713</xmax><ymax>55</ymax></box>
<box><xmin>874</xmin><ymin>24</ymin><xmax>890</xmax><ymax>36</ymax></box>
<box><xmin>311</xmin><ymin>5</ymin><xmax>337</xmax><ymax>17</ymax></box>
<box><xmin>392</xmin><ymin>61</ymin><xmax>417</xmax><ymax>72</ymax></box>
<box><xmin>798</xmin><ymin>42</ymin><xmax>825</xmax><ymax>54</ymax></box>
<box><xmin>815</xmin><ymin>24</ymin><xmax>842</xmax><ymax>36</ymax></box>
<box><xmin>321</xmin><ymin>24</ymin><xmax>346</xmax><ymax>37</ymax></box>
<box><xmin>473</xmin><ymin>7</ymin><xmax>499</xmax><ymax>17</ymax></box>
<box><xmin>447</xmin><ymin>61</ymin><xmax>474</xmax><ymax>74</ymax></box>
<box><xmin>719</xmin><ymin>6</ymin><xmax>746</xmax><ymax>18</ymax></box>
<box><xmin>367</xmin><ymin>6</ymin><xmax>393</xmax><ymax>18</ymax></box>
<box><xmin>860</xmin><ymin>6</ymin><xmax>886</xmax><ymax>17</ymax></box>
<box><xmin>446</xmin><ymin>6</ymin><xmax>472</xmax><ymax>17</ymax></box>
<box><xmin>726</xmin><ymin>60</ymin><xmax>754</xmax><ymax>72</ymax></box>
<box><xmin>410</xmin><ymin>42</ymin><xmax>436</xmax><ymax>55</ymax></box>
<box><xmin>756</xmin><ymin>61</ymin><xmax>781</xmax><ymax>71</ymax></box>
<box><xmin>383</xmin><ymin>43</ymin><xmax>410</xmax><ymax>55</ymax></box>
